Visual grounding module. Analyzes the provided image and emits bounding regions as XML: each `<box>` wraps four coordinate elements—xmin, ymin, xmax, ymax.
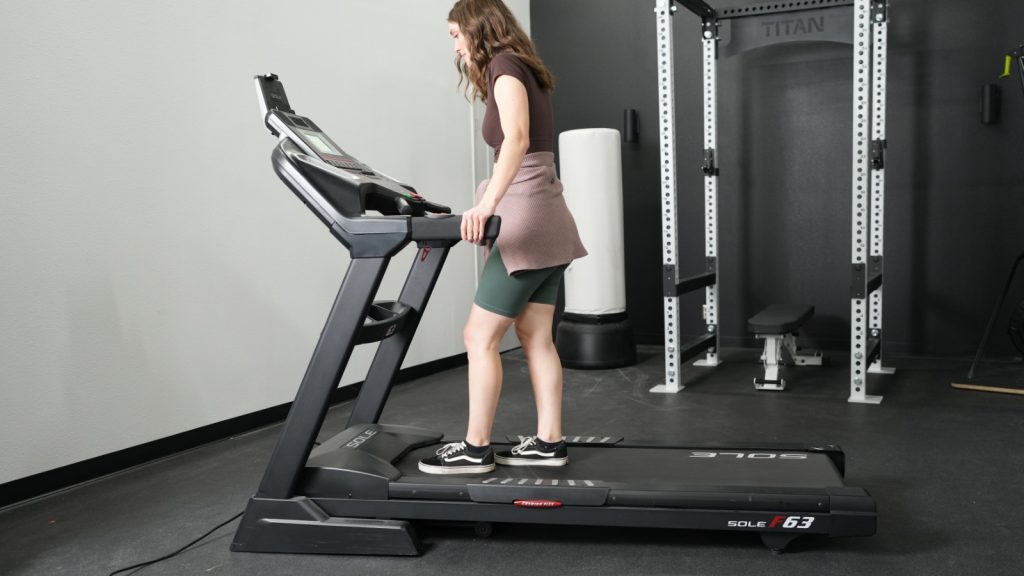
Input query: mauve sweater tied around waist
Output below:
<box><xmin>475</xmin><ymin>151</ymin><xmax>587</xmax><ymax>275</ymax></box>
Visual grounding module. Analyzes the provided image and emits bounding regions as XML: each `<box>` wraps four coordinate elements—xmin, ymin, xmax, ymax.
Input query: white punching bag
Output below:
<box><xmin>556</xmin><ymin>128</ymin><xmax>636</xmax><ymax>368</ymax></box>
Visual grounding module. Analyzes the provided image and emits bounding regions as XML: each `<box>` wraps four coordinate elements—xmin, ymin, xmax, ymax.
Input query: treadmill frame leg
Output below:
<box><xmin>760</xmin><ymin>531</ymin><xmax>800</xmax><ymax>554</ymax></box>
<box><xmin>232</xmin><ymin>497</ymin><xmax>421</xmax><ymax>556</ymax></box>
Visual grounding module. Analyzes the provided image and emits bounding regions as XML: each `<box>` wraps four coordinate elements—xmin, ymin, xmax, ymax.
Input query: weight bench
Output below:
<box><xmin>748</xmin><ymin>304</ymin><xmax>823</xmax><ymax>391</ymax></box>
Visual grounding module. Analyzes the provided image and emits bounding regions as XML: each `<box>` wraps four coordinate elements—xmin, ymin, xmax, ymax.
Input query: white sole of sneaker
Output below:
<box><xmin>417</xmin><ymin>462</ymin><xmax>496</xmax><ymax>475</ymax></box>
<box><xmin>494</xmin><ymin>456</ymin><xmax>569</xmax><ymax>467</ymax></box>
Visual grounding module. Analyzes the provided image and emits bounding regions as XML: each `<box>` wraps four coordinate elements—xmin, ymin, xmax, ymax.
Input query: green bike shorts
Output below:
<box><xmin>474</xmin><ymin>246</ymin><xmax>567</xmax><ymax>318</ymax></box>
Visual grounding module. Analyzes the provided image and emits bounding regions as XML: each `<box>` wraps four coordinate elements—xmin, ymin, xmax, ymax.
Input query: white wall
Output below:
<box><xmin>0</xmin><ymin>0</ymin><xmax>529</xmax><ymax>485</ymax></box>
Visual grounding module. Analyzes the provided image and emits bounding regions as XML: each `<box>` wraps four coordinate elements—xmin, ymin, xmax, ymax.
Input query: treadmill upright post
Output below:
<box><xmin>255</xmin><ymin>257</ymin><xmax>391</xmax><ymax>500</ymax></box>
<box><xmin>346</xmin><ymin>243</ymin><xmax>454</xmax><ymax>428</ymax></box>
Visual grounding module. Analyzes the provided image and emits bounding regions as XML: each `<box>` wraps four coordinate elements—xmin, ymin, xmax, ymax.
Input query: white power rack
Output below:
<box><xmin>650</xmin><ymin>0</ymin><xmax>893</xmax><ymax>403</ymax></box>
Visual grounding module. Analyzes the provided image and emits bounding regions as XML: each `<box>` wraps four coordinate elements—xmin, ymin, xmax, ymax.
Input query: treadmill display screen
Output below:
<box><xmin>302</xmin><ymin>131</ymin><xmax>340</xmax><ymax>156</ymax></box>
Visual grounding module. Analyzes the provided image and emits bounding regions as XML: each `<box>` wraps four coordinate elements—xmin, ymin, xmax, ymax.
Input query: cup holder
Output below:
<box><xmin>355</xmin><ymin>300</ymin><xmax>412</xmax><ymax>344</ymax></box>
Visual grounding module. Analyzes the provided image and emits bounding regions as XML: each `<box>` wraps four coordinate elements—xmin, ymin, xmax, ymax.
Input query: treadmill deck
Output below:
<box><xmin>393</xmin><ymin>443</ymin><xmax>845</xmax><ymax>491</ymax></box>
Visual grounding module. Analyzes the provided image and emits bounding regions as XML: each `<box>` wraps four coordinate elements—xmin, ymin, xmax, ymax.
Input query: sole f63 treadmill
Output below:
<box><xmin>232</xmin><ymin>74</ymin><xmax>876</xmax><ymax>556</ymax></box>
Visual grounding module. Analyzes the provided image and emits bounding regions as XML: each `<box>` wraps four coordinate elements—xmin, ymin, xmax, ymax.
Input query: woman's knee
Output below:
<box><xmin>464</xmin><ymin>310</ymin><xmax>511</xmax><ymax>353</ymax></box>
<box><xmin>463</xmin><ymin>322</ymin><xmax>491</xmax><ymax>353</ymax></box>
<box><xmin>513</xmin><ymin>322</ymin><xmax>529</xmax><ymax>346</ymax></box>
<box><xmin>515</xmin><ymin>322</ymin><xmax>552</xmax><ymax>352</ymax></box>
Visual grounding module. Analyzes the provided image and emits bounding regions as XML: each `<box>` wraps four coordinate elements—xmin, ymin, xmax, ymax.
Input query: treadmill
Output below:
<box><xmin>232</xmin><ymin>74</ymin><xmax>876</xmax><ymax>556</ymax></box>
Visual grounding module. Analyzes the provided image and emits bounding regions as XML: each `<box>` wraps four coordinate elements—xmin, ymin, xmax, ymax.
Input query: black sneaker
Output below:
<box><xmin>418</xmin><ymin>441</ymin><xmax>495</xmax><ymax>475</ymax></box>
<box><xmin>495</xmin><ymin>436</ymin><xmax>568</xmax><ymax>467</ymax></box>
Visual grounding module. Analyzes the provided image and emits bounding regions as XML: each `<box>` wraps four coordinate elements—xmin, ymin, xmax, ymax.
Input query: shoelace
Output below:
<box><xmin>436</xmin><ymin>441</ymin><xmax>467</xmax><ymax>458</ymax></box>
<box><xmin>510</xmin><ymin>436</ymin><xmax>538</xmax><ymax>455</ymax></box>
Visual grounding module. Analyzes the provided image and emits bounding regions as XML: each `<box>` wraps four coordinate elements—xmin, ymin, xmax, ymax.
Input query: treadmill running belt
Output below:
<box><xmin>394</xmin><ymin>444</ymin><xmax>844</xmax><ymax>490</ymax></box>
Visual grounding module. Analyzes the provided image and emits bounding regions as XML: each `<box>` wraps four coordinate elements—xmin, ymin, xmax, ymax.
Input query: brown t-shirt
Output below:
<box><xmin>482</xmin><ymin>52</ymin><xmax>554</xmax><ymax>161</ymax></box>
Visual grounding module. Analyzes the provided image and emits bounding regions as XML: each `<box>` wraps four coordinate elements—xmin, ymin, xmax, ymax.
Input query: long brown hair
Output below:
<box><xmin>448</xmin><ymin>0</ymin><xmax>555</xmax><ymax>102</ymax></box>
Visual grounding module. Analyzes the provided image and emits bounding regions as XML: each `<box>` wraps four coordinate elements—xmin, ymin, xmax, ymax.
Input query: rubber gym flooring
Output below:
<box><xmin>1</xmin><ymin>346</ymin><xmax>1021</xmax><ymax>575</ymax></box>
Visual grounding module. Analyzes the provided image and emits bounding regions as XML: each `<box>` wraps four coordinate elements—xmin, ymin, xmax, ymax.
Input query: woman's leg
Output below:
<box><xmin>514</xmin><ymin>302</ymin><xmax>563</xmax><ymax>443</ymax></box>
<box><xmin>464</xmin><ymin>303</ymin><xmax>515</xmax><ymax>447</ymax></box>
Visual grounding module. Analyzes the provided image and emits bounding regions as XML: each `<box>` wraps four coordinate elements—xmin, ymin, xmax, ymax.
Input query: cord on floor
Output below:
<box><xmin>107</xmin><ymin>511</ymin><xmax>243</xmax><ymax>576</ymax></box>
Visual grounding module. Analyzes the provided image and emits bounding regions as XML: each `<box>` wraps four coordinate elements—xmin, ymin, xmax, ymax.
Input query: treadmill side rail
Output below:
<box><xmin>608</xmin><ymin>489</ymin><xmax>829</xmax><ymax>512</ymax></box>
<box><xmin>467</xmin><ymin>483</ymin><xmax>610</xmax><ymax>506</ymax></box>
<box><xmin>312</xmin><ymin>497</ymin><xmax>872</xmax><ymax>539</ymax></box>
<box><xmin>826</xmin><ymin>486</ymin><xmax>878</xmax><ymax>537</ymax></box>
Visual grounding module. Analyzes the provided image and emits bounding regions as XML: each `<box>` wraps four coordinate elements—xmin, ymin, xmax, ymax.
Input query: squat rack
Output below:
<box><xmin>649</xmin><ymin>0</ymin><xmax>894</xmax><ymax>403</ymax></box>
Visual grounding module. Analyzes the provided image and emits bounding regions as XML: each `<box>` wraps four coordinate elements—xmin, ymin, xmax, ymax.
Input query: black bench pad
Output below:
<box><xmin>748</xmin><ymin>304</ymin><xmax>814</xmax><ymax>334</ymax></box>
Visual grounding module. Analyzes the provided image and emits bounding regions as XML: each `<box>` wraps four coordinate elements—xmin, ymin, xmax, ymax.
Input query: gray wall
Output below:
<box><xmin>533</xmin><ymin>0</ymin><xmax>1024</xmax><ymax>356</ymax></box>
<box><xmin>0</xmin><ymin>0</ymin><xmax>529</xmax><ymax>485</ymax></box>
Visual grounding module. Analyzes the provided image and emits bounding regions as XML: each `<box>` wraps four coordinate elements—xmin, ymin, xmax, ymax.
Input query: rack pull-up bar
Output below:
<box><xmin>673</xmin><ymin>0</ymin><xmax>857</xmax><ymax>20</ymax></box>
<box><xmin>673</xmin><ymin>0</ymin><xmax>716</xmax><ymax>20</ymax></box>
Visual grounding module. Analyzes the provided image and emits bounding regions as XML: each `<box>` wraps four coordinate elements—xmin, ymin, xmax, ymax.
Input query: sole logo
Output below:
<box><xmin>345</xmin><ymin>428</ymin><xmax>378</xmax><ymax>449</ymax></box>
<box><xmin>689</xmin><ymin>451</ymin><xmax>808</xmax><ymax>460</ymax></box>
<box><xmin>728</xmin><ymin>516</ymin><xmax>816</xmax><ymax>530</ymax></box>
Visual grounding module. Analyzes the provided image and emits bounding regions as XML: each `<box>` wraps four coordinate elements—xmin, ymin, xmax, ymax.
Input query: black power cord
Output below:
<box><xmin>107</xmin><ymin>511</ymin><xmax>243</xmax><ymax>576</ymax></box>
<box><xmin>1017</xmin><ymin>52</ymin><xmax>1023</xmax><ymax>97</ymax></box>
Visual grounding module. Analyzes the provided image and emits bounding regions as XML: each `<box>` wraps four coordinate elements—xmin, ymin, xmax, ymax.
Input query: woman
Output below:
<box><xmin>418</xmin><ymin>0</ymin><xmax>587</xmax><ymax>475</ymax></box>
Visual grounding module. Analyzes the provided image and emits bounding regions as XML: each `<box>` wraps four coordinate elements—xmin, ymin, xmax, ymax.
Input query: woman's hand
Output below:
<box><xmin>461</xmin><ymin>200</ymin><xmax>496</xmax><ymax>244</ymax></box>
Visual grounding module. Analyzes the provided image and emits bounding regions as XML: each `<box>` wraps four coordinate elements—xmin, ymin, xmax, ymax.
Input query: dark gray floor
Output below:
<box><xmin>2</xmin><ymin>346</ymin><xmax>1022</xmax><ymax>575</ymax></box>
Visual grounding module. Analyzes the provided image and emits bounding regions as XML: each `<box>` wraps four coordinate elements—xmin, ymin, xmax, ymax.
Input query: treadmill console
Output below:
<box><xmin>254</xmin><ymin>74</ymin><xmax>450</xmax><ymax>218</ymax></box>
